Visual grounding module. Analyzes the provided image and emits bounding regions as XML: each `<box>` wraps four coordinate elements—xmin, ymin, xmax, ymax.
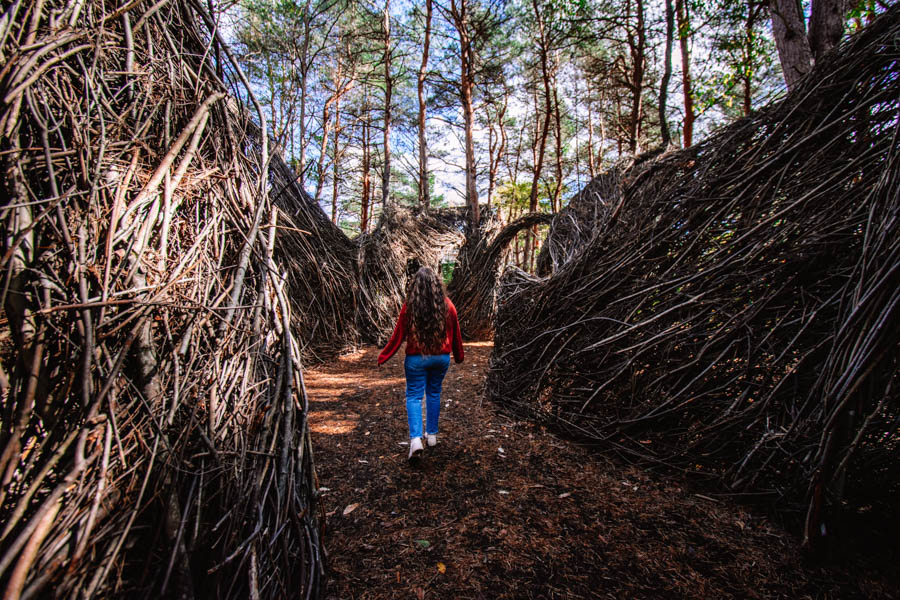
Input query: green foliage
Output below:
<box><xmin>693</xmin><ymin>1</ymin><xmax>781</xmax><ymax>119</ymax></box>
<box><xmin>439</xmin><ymin>261</ymin><xmax>456</xmax><ymax>284</ymax></box>
<box><xmin>495</xmin><ymin>181</ymin><xmax>532</xmax><ymax>212</ymax></box>
<box><xmin>847</xmin><ymin>0</ymin><xmax>884</xmax><ymax>32</ymax></box>
<box><xmin>227</xmin><ymin>0</ymin><xmax>853</xmax><ymax>237</ymax></box>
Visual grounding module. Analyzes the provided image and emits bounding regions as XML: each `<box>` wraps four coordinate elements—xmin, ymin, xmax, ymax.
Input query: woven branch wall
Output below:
<box><xmin>1</xmin><ymin>2</ymin><xmax>321</xmax><ymax>597</ymax></box>
<box><xmin>488</xmin><ymin>7</ymin><xmax>900</xmax><ymax>548</ymax></box>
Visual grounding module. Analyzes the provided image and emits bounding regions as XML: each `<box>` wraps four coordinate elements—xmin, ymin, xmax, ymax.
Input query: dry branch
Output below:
<box><xmin>449</xmin><ymin>210</ymin><xmax>554</xmax><ymax>338</ymax></box>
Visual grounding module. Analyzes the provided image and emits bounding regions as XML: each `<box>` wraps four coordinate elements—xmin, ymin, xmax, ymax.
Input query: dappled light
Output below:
<box><xmin>308</xmin><ymin>410</ymin><xmax>361</xmax><ymax>435</ymax></box>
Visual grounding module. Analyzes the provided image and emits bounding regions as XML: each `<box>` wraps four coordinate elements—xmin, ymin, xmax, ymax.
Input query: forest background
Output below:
<box><xmin>225</xmin><ymin>0</ymin><xmax>884</xmax><ymax>268</ymax></box>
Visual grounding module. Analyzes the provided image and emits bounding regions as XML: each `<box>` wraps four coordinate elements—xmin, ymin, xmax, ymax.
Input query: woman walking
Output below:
<box><xmin>378</xmin><ymin>266</ymin><xmax>464</xmax><ymax>461</ymax></box>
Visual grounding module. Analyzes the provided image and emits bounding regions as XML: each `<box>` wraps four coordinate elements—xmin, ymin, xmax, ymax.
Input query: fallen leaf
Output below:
<box><xmin>415</xmin><ymin>587</ymin><xmax>425</xmax><ymax>600</ymax></box>
<box><xmin>437</xmin><ymin>562</ymin><xmax>446</xmax><ymax>574</ymax></box>
<box><xmin>415</xmin><ymin>539</ymin><xmax>430</xmax><ymax>548</ymax></box>
<box><xmin>343</xmin><ymin>503</ymin><xmax>359</xmax><ymax>516</ymax></box>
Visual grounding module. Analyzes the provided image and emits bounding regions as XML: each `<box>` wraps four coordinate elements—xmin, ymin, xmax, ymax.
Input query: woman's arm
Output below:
<box><xmin>377</xmin><ymin>304</ymin><xmax>407</xmax><ymax>365</ymax></box>
<box><xmin>447</xmin><ymin>300</ymin><xmax>464</xmax><ymax>363</ymax></box>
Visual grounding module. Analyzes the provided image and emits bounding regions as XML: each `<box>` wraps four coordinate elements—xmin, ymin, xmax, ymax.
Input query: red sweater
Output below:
<box><xmin>378</xmin><ymin>298</ymin><xmax>464</xmax><ymax>365</ymax></box>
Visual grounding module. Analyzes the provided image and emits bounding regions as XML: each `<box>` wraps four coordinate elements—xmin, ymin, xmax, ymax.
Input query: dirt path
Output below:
<box><xmin>305</xmin><ymin>343</ymin><xmax>893</xmax><ymax>600</ymax></box>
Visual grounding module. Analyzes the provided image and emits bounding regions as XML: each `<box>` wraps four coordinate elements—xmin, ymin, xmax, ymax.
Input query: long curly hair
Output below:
<box><xmin>406</xmin><ymin>266</ymin><xmax>448</xmax><ymax>353</ymax></box>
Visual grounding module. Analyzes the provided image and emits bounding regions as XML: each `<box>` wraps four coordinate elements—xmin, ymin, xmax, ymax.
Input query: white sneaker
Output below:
<box><xmin>425</xmin><ymin>434</ymin><xmax>437</xmax><ymax>447</ymax></box>
<box><xmin>408</xmin><ymin>437</ymin><xmax>424</xmax><ymax>461</ymax></box>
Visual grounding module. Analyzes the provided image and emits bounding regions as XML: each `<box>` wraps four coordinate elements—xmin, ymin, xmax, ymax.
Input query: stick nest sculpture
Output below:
<box><xmin>488</xmin><ymin>7</ymin><xmax>899</xmax><ymax>550</ymax></box>
<box><xmin>1</xmin><ymin>2</ymin><xmax>322</xmax><ymax>597</ymax></box>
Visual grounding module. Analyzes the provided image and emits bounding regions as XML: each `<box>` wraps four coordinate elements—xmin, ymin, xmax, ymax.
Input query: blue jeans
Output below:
<box><xmin>403</xmin><ymin>354</ymin><xmax>451</xmax><ymax>439</ymax></box>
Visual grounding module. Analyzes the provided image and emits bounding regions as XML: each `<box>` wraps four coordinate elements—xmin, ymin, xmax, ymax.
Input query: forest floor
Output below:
<box><xmin>305</xmin><ymin>342</ymin><xmax>897</xmax><ymax>600</ymax></box>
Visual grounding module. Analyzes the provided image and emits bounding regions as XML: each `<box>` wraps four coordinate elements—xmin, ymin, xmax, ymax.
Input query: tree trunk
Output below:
<box><xmin>361</xmin><ymin>112</ymin><xmax>370</xmax><ymax>233</ymax></box>
<box><xmin>382</xmin><ymin>0</ymin><xmax>392</xmax><ymax>207</ymax></box>
<box><xmin>529</xmin><ymin>0</ymin><xmax>553</xmax><ymax>218</ymax></box>
<box><xmin>497</xmin><ymin>92</ymin><xmax>508</xmax><ymax>196</ymax></box>
<box><xmin>659</xmin><ymin>0</ymin><xmax>674</xmax><ymax>147</ymax></box>
<box><xmin>742</xmin><ymin>5</ymin><xmax>754</xmax><ymax>116</ymax></box>
<box><xmin>626</xmin><ymin>0</ymin><xmax>646</xmax><ymax>154</ymax></box>
<box><xmin>809</xmin><ymin>0</ymin><xmax>848</xmax><ymax>61</ymax></box>
<box><xmin>676</xmin><ymin>0</ymin><xmax>694</xmax><ymax>147</ymax></box>
<box><xmin>418</xmin><ymin>0</ymin><xmax>432</xmax><ymax>209</ymax></box>
<box><xmin>597</xmin><ymin>90</ymin><xmax>606</xmax><ymax>168</ymax></box>
<box><xmin>573</xmin><ymin>88</ymin><xmax>581</xmax><ymax>190</ymax></box>
<box><xmin>587</xmin><ymin>92</ymin><xmax>596</xmax><ymax>179</ymax></box>
<box><xmin>314</xmin><ymin>100</ymin><xmax>332</xmax><ymax>202</ymax></box>
<box><xmin>551</xmin><ymin>72</ymin><xmax>563</xmax><ymax>213</ymax></box>
<box><xmin>509</xmin><ymin>95</ymin><xmax>524</xmax><ymax>183</ymax></box>
<box><xmin>450</xmin><ymin>0</ymin><xmax>480</xmax><ymax>225</ymax></box>
<box><xmin>331</xmin><ymin>96</ymin><xmax>341</xmax><ymax>225</ymax></box>
<box><xmin>298</xmin><ymin>0</ymin><xmax>313</xmax><ymax>187</ymax></box>
<box><xmin>461</xmin><ymin>67</ymin><xmax>478</xmax><ymax>224</ymax></box>
<box><xmin>770</xmin><ymin>0</ymin><xmax>813</xmax><ymax>90</ymax></box>
<box><xmin>615</xmin><ymin>94</ymin><xmax>623</xmax><ymax>155</ymax></box>
<box><xmin>487</xmin><ymin>93</ymin><xmax>508</xmax><ymax>210</ymax></box>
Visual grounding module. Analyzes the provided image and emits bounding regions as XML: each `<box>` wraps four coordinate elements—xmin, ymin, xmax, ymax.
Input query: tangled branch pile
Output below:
<box><xmin>449</xmin><ymin>211</ymin><xmax>553</xmax><ymax>338</ymax></box>
<box><xmin>488</xmin><ymin>7</ymin><xmax>899</xmax><ymax>549</ymax></box>
<box><xmin>1</xmin><ymin>2</ymin><xmax>321</xmax><ymax>598</ymax></box>
<box><xmin>357</xmin><ymin>206</ymin><xmax>467</xmax><ymax>342</ymax></box>
<box><xmin>276</xmin><ymin>198</ymin><xmax>542</xmax><ymax>347</ymax></box>
<box><xmin>269</xmin><ymin>154</ymin><xmax>361</xmax><ymax>359</ymax></box>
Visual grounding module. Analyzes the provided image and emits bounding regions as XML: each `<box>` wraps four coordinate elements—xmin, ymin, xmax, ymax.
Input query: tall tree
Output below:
<box><xmin>446</xmin><ymin>0</ymin><xmax>480</xmax><ymax>224</ymax></box>
<box><xmin>235</xmin><ymin>0</ymin><xmax>345</xmax><ymax>187</ymax></box>
<box><xmin>625</xmin><ymin>0</ymin><xmax>647</xmax><ymax>154</ymax></box>
<box><xmin>417</xmin><ymin>0</ymin><xmax>433</xmax><ymax>208</ymax></box>
<box><xmin>676</xmin><ymin>0</ymin><xmax>695</xmax><ymax>147</ymax></box>
<box><xmin>485</xmin><ymin>87</ymin><xmax>509</xmax><ymax>208</ymax></box>
<box><xmin>315</xmin><ymin>53</ymin><xmax>354</xmax><ymax>203</ymax></box>
<box><xmin>527</xmin><ymin>0</ymin><xmax>554</xmax><ymax>226</ymax></box>
<box><xmin>770</xmin><ymin>0</ymin><xmax>851</xmax><ymax>90</ymax></box>
<box><xmin>587</xmin><ymin>92</ymin><xmax>596</xmax><ymax>178</ymax></box>
<box><xmin>439</xmin><ymin>0</ymin><xmax>505</xmax><ymax>227</ymax></box>
<box><xmin>332</xmin><ymin>102</ymin><xmax>342</xmax><ymax>223</ymax></box>
<box><xmin>551</xmin><ymin>70</ymin><xmax>564</xmax><ymax>212</ymax></box>
<box><xmin>382</xmin><ymin>0</ymin><xmax>393</xmax><ymax>206</ymax></box>
<box><xmin>659</xmin><ymin>0</ymin><xmax>675</xmax><ymax>147</ymax></box>
<box><xmin>707</xmin><ymin>0</ymin><xmax>776</xmax><ymax>118</ymax></box>
<box><xmin>361</xmin><ymin>94</ymin><xmax>372</xmax><ymax>232</ymax></box>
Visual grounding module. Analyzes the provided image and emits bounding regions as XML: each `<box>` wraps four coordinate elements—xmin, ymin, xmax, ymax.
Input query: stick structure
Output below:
<box><xmin>0</xmin><ymin>2</ymin><xmax>322</xmax><ymax>597</ymax></box>
<box><xmin>488</xmin><ymin>8</ymin><xmax>900</xmax><ymax>551</ymax></box>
